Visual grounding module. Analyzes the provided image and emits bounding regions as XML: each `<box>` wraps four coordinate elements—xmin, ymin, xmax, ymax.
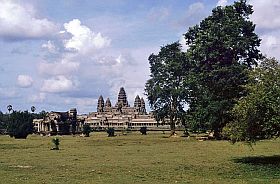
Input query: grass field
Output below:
<box><xmin>0</xmin><ymin>131</ymin><xmax>280</xmax><ymax>184</ymax></box>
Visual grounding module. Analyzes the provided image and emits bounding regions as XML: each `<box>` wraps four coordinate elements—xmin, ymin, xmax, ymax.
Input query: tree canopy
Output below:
<box><xmin>7</xmin><ymin>111</ymin><xmax>34</xmax><ymax>139</ymax></box>
<box><xmin>184</xmin><ymin>0</ymin><xmax>262</xmax><ymax>137</ymax></box>
<box><xmin>145</xmin><ymin>42</ymin><xmax>191</xmax><ymax>135</ymax></box>
<box><xmin>223</xmin><ymin>58</ymin><xmax>280</xmax><ymax>143</ymax></box>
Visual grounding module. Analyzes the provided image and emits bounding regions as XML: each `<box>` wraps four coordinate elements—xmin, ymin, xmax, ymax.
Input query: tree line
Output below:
<box><xmin>145</xmin><ymin>0</ymin><xmax>280</xmax><ymax>143</ymax></box>
<box><xmin>0</xmin><ymin>110</ymin><xmax>46</xmax><ymax>138</ymax></box>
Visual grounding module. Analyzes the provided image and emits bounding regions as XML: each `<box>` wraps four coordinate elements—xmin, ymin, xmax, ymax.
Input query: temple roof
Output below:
<box><xmin>105</xmin><ymin>98</ymin><xmax>112</xmax><ymax>107</ymax></box>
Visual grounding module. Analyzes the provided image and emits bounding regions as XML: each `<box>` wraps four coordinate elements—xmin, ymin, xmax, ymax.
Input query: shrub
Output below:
<box><xmin>51</xmin><ymin>137</ymin><xmax>60</xmax><ymax>150</ymax></box>
<box><xmin>140</xmin><ymin>127</ymin><xmax>147</xmax><ymax>135</ymax></box>
<box><xmin>107</xmin><ymin>128</ymin><xmax>115</xmax><ymax>137</ymax></box>
<box><xmin>82</xmin><ymin>124</ymin><xmax>91</xmax><ymax>137</ymax></box>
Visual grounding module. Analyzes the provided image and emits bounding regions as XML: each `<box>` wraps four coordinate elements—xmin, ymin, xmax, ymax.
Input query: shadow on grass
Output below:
<box><xmin>233</xmin><ymin>155</ymin><xmax>280</xmax><ymax>165</ymax></box>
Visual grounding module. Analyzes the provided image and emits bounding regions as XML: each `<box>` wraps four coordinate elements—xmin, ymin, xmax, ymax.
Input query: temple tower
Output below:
<box><xmin>134</xmin><ymin>95</ymin><xmax>141</xmax><ymax>112</ymax></box>
<box><xmin>140</xmin><ymin>97</ymin><xmax>146</xmax><ymax>114</ymax></box>
<box><xmin>115</xmin><ymin>87</ymin><xmax>129</xmax><ymax>107</ymax></box>
<box><xmin>104</xmin><ymin>98</ymin><xmax>112</xmax><ymax>112</ymax></box>
<box><xmin>97</xmin><ymin>95</ymin><xmax>104</xmax><ymax>112</ymax></box>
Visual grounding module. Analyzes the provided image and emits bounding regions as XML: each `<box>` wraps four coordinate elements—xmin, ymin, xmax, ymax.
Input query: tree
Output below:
<box><xmin>31</xmin><ymin>106</ymin><xmax>36</xmax><ymax>113</ymax></box>
<box><xmin>7</xmin><ymin>104</ymin><xmax>13</xmax><ymax>113</ymax></box>
<box><xmin>184</xmin><ymin>0</ymin><xmax>262</xmax><ymax>137</ymax></box>
<box><xmin>223</xmin><ymin>58</ymin><xmax>280</xmax><ymax>143</ymax></box>
<box><xmin>82</xmin><ymin>124</ymin><xmax>91</xmax><ymax>137</ymax></box>
<box><xmin>0</xmin><ymin>112</ymin><xmax>8</xmax><ymax>134</ymax></box>
<box><xmin>7</xmin><ymin>111</ymin><xmax>34</xmax><ymax>139</ymax></box>
<box><xmin>145</xmin><ymin>42</ymin><xmax>191</xmax><ymax>136</ymax></box>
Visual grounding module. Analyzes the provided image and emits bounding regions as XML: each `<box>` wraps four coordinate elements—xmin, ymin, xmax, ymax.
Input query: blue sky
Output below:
<box><xmin>0</xmin><ymin>0</ymin><xmax>279</xmax><ymax>114</ymax></box>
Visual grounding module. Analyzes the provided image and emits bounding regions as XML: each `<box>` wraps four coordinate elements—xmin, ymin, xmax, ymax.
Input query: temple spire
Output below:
<box><xmin>115</xmin><ymin>87</ymin><xmax>128</xmax><ymax>107</ymax></box>
<box><xmin>105</xmin><ymin>98</ymin><xmax>112</xmax><ymax>107</ymax></box>
<box><xmin>97</xmin><ymin>95</ymin><xmax>104</xmax><ymax>112</ymax></box>
<box><xmin>104</xmin><ymin>97</ymin><xmax>112</xmax><ymax>112</ymax></box>
<box><xmin>140</xmin><ymin>97</ymin><xmax>146</xmax><ymax>114</ymax></box>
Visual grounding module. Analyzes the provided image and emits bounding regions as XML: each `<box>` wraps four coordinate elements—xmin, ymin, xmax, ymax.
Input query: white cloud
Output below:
<box><xmin>63</xmin><ymin>19</ymin><xmax>111</xmax><ymax>53</ymax></box>
<box><xmin>262</xmin><ymin>35</ymin><xmax>277</xmax><ymax>48</ymax></box>
<box><xmin>248</xmin><ymin>0</ymin><xmax>280</xmax><ymax>60</ymax></box>
<box><xmin>41</xmin><ymin>75</ymin><xmax>78</xmax><ymax>93</ymax></box>
<box><xmin>29</xmin><ymin>92</ymin><xmax>46</xmax><ymax>103</ymax></box>
<box><xmin>259</xmin><ymin>34</ymin><xmax>280</xmax><ymax>59</ymax></box>
<box><xmin>249</xmin><ymin>0</ymin><xmax>280</xmax><ymax>30</ymax></box>
<box><xmin>17</xmin><ymin>74</ymin><xmax>33</xmax><ymax>88</ymax></box>
<box><xmin>39</xmin><ymin>59</ymin><xmax>80</xmax><ymax>76</ymax></box>
<box><xmin>42</xmin><ymin>40</ymin><xmax>57</xmax><ymax>53</ymax></box>
<box><xmin>0</xmin><ymin>0</ymin><xmax>58</xmax><ymax>40</ymax></box>
<box><xmin>217</xmin><ymin>0</ymin><xmax>228</xmax><ymax>7</ymax></box>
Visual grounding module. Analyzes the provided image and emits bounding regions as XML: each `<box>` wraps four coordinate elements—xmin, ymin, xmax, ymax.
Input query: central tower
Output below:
<box><xmin>115</xmin><ymin>87</ymin><xmax>129</xmax><ymax>107</ymax></box>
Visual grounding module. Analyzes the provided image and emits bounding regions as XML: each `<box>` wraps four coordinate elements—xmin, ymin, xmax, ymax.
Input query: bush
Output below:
<box><xmin>7</xmin><ymin>111</ymin><xmax>33</xmax><ymax>139</ymax></box>
<box><xmin>107</xmin><ymin>128</ymin><xmax>115</xmax><ymax>137</ymax></box>
<box><xmin>140</xmin><ymin>127</ymin><xmax>147</xmax><ymax>135</ymax></box>
<box><xmin>82</xmin><ymin>124</ymin><xmax>91</xmax><ymax>137</ymax></box>
<box><xmin>51</xmin><ymin>137</ymin><xmax>60</xmax><ymax>150</ymax></box>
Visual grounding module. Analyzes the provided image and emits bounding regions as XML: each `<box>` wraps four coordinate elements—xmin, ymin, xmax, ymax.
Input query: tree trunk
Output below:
<box><xmin>170</xmin><ymin>119</ymin><xmax>176</xmax><ymax>137</ymax></box>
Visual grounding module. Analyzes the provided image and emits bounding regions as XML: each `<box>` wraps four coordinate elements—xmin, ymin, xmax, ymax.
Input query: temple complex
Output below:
<box><xmin>33</xmin><ymin>87</ymin><xmax>174</xmax><ymax>135</ymax></box>
<box><xmin>84</xmin><ymin>87</ymin><xmax>161</xmax><ymax>130</ymax></box>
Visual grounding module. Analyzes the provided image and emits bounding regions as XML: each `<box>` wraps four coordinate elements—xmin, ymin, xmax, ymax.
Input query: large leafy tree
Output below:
<box><xmin>145</xmin><ymin>42</ymin><xmax>191</xmax><ymax>136</ymax></box>
<box><xmin>223</xmin><ymin>58</ymin><xmax>280</xmax><ymax>143</ymax></box>
<box><xmin>7</xmin><ymin>111</ymin><xmax>34</xmax><ymax>139</ymax></box>
<box><xmin>184</xmin><ymin>0</ymin><xmax>262</xmax><ymax>137</ymax></box>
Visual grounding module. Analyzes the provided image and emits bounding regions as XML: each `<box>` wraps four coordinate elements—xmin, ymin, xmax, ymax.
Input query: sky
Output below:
<box><xmin>0</xmin><ymin>0</ymin><xmax>279</xmax><ymax>114</ymax></box>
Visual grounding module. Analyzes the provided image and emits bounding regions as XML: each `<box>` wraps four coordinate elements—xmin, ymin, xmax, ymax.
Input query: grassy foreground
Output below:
<box><xmin>0</xmin><ymin>132</ymin><xmax>280</xmax><ymax>184</ymax></box>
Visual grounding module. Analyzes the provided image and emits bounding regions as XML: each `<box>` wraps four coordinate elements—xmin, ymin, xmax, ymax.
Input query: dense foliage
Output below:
<box><xmin>184</xmin><ymin>0</ymin><xmax>262</xmax><ymax>137</ymax></box>
<box><xmin>6</xmin><ymin>111</ymin><xmax>34</xmax><ymax>139</ymax></box>
<box><xmin>145</xmin><ymin>42</ymin><xmax>191</xmax><ymax>135</ymax></box>
<box><xmin>223</xmin><ymin>58</ymin><xmax>280</xmax><ymax>143</ymax></box>
<box><xmin>83</xmin><ymin>124</ymin><xmax>91</xmax><ymax>137</ymax></box>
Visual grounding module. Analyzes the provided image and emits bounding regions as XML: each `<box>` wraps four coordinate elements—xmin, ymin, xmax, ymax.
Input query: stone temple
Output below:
<box><xmin>33</xmin><ymin>108</ymin><xmax>84</xmax><ymax>135</ymax></box>
<box><xmin>85</xmin><ymin>87</ymin><xmax>160</xmax><ymax>130</ymax></box>
<box><xmin>34</xmin><ymin>87</ymin><xmax>172</xmax><ymax>135</ymax></box>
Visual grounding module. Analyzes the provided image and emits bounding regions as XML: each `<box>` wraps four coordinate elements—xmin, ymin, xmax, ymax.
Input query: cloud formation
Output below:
<box><xmin>249</xmin><ymin>0</ymin><xmax>280</xmax><ymax>30</ymax></box>
<box><xmin>17</xmin><ymin>75</ymin><xmax>33</xmax><ymax>88</ymax></box>
<box><xmin>248</xmin><ymin>0</ymin><xmax>280</xmax><ymax>59</ymax></box>
<box><xmin>42</xmin><ymin>41</ymin><xmax>57</xmax><ymax>53</ymax></box>
<box><xmin>63</xmin><ymin>19</ymin><xmax>111</xmax><ymax>53</ymax></box>
<box><xmin>0</xmin><ymin>0</ymin><xmax>58</xmax><ymax>40</ymax></box>
<box><xmin>41</xmin><ymin>75</ymin><xmax>78</xmax><ymax>93</ymax></box>
<box><xmin>29</xmin><ymin>92</ymin><xmax>46</xmax><ymax>103</ymax></box>
<box><xmin>39</xmin><ymin>59</ymin><xmax>80</xmax><ymax>76</ymax></box>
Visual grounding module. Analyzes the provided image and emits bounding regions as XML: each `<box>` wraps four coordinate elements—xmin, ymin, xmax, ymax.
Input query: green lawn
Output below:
<box><xmin>0</xmin><ymin>132</ymin><xmax>280</xmax><ymax>184</ymax></box>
